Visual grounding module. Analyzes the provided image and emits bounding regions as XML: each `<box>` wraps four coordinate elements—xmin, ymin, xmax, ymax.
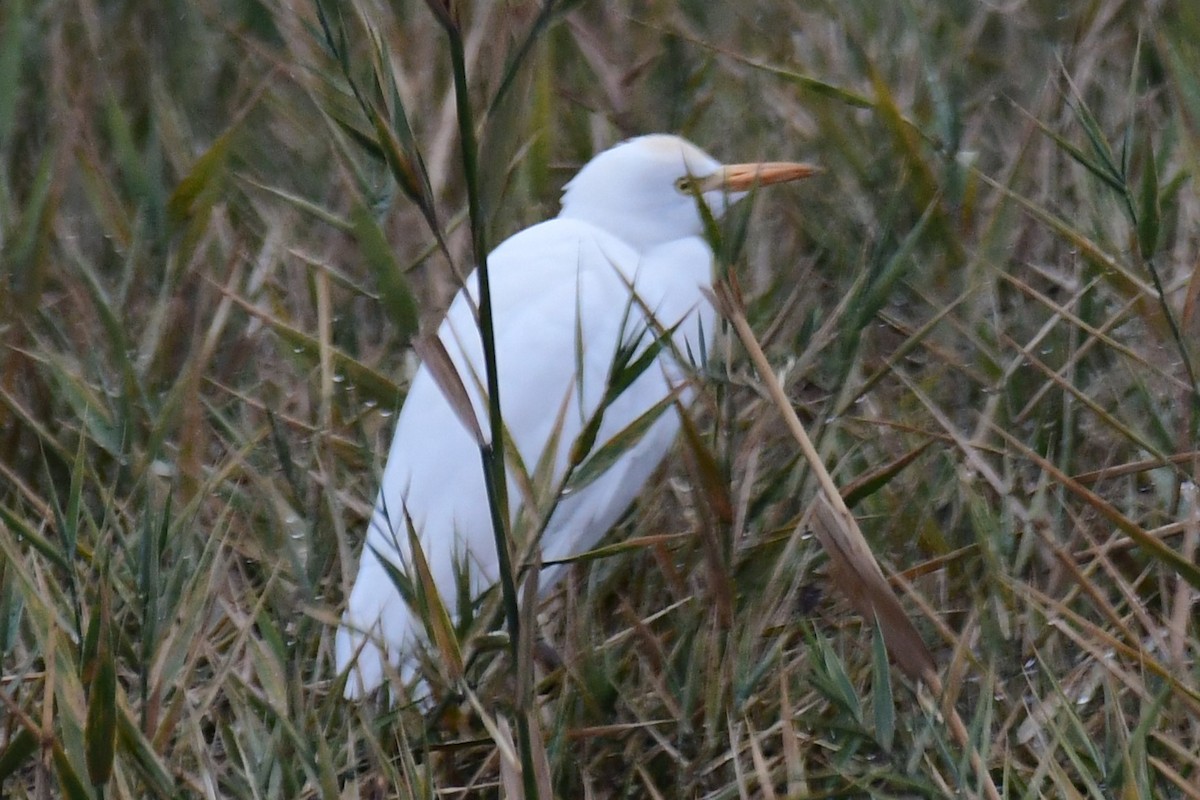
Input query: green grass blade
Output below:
<box><xmin>871</xmin><ymin>619</ymin><xmax>895</xmax><ymax>753</ymax></box>
<box><xmin>84</xmin><ymin>582</ymin><xmax>117</xmax><ymax>789</ymax></box>
<box><xmin>350</xmin><ymin>204</ymin><xmax>419</xmax><ymax>343</ymax></box>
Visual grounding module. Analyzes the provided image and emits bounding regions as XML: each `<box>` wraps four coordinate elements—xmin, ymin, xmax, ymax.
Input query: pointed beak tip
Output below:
<box><xmin>716</xmin><ymin>161</ymin><xmax>822</xmax><ymax>191</ymax></box>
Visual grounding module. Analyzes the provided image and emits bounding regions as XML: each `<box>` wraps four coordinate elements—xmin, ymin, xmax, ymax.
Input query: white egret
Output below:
<box><xmin>336</xmin><ymin>134</ymin><xmax>817</xmax><ymax>699</ymax></box>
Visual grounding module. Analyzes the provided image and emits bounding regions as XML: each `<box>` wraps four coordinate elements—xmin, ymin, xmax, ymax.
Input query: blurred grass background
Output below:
<box><xmin>2</xmin><ymin>0</ymin><xmax>1199</xmax><ymax>797</ymax></box>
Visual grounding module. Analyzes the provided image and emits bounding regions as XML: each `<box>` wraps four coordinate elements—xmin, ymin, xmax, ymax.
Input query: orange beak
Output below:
<box><xmin>703</xmin><ymin>161</ymin><xmax>821</xmax><ymax>192</ymax></box>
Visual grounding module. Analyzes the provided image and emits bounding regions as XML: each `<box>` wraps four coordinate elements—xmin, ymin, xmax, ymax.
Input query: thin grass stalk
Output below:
<box><xmin>427</xmin><ymin>5</ymin><xmax>540</xmax><ymax>798</ymax></box>
<box><xmin>1110</xmin><ymin>46</ymin><xmax>1200</xmax><ymax>435</ymax></box>
<box><xmin>485</xmin><ymin>1</ymin><xmax>569</xmax><ymax>119</ymax></box>
<box><xmin>1137</xmin><ymin>252</ymin><xmax>1200</xmax><ymax>438</ymax></box>
<box><xmin>434</xmin><ymin>12</ymin><xmax>519</xmax><ymax>653</ymax></box>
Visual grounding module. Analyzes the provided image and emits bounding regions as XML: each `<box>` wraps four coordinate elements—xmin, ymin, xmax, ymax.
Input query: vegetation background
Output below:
<box><xmin>2</xmin><ymin>0</ymin><xmax>1199</xmax><ymax>797</ymax></box>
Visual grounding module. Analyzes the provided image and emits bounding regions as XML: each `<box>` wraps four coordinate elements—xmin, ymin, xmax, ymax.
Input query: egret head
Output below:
<box><xmin>558</xmin><ymin>134</ymin><xmax>818</xmax><ymax>251</ymax></box>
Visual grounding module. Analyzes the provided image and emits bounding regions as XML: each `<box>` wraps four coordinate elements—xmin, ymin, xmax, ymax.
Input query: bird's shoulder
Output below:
<box><xmin>488</xmin><ymin>217</ymin><xmax>639</xmax><ymax>281</ymax></box>
<box><xmin>441</xmin><ymin>218</ymin><xmax>644</xmax><ymax>333</ymax></box>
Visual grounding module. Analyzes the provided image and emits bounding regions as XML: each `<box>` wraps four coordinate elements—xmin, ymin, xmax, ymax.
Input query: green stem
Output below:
<box><xmin>441</xmin><ymin>17</ymin><xmax>540</xmax><ymax>800</ymax></box>
<box><xmin>444</xmin><ymin>21</ymin><xmax>520</xmax><ymax>675</ymax></box>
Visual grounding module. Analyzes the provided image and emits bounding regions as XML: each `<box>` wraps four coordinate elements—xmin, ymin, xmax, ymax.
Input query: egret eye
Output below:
<box><xmin>674</xmin><ymin>176</ymin><xmax>695</xmax><ymax>194</ymax></box>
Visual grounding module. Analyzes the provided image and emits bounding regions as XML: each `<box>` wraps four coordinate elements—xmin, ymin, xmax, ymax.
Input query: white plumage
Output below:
<box><xmin>336</xmin><ymin>134</ymin><xmax>816</xmax><ymax>698</ymax></box>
